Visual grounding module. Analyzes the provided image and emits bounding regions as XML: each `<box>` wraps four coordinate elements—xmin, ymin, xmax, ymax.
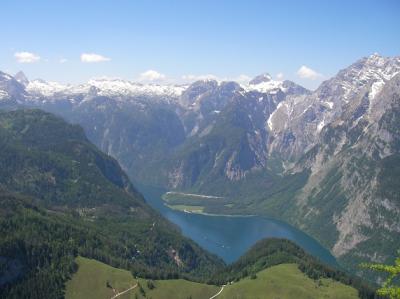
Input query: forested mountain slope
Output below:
<box><xmin>0</xmin><ymin>109</ymin><xmax>224</xmax><ymax>298</ymax></box>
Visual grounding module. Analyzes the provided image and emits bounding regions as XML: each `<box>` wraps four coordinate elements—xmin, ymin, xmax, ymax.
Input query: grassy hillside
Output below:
<box><xmin>65</xmin><ymin>257</ymin><xmax>137</xmax><ymax>299</ymax></box>
<box><xmin>65</xmin><ymin>239</ymin><xmax>376</xmax><ymax>299</ymax></box>
<box><xmin>66</xmin><ymin>257</ymin><xmax>360</xmax><ymax>299</ymax></box>
<box><xmin>210</xmin><ymin>238</ymin><xmax>376</xmax><ymax>299</ymax></box>
<box><xmin>66</xmin><ymin>256</ymin><xmax>219</xmax><ymax>299</ymax></box>
<box><xmin>218</xmin><ymin>263</ymin><xmax>358</xmax><ymax>299</ymax></box>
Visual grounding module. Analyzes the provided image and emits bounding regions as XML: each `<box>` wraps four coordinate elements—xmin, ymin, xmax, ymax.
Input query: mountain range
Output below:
<box><xmin>0</xmin><ymin>109</ymin><xmax>374</xmax><ymax>299</ymax></box>
<box><xmin>1</xmin><ymin>53</ymin><xmax>399</xmax><ymax>280</ymax></box>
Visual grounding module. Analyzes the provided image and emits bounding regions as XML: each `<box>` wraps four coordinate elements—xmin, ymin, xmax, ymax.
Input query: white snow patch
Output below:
<box><xmin>267</xmin><ymin>102</ymin><xmax>285</xmax><ymax>131</ymax></box>
<box><xmin>0</xmin><ymin>90</ymin><xmax>8</xmax><ymax>99</ymax></box>
<box><xmin>302</xmin><ymin>104</ymin><xmax>313</xmax><ymax>114</ymax></box>
<box><xmin>324</xmin><ymin>101</ymin><xmax>334</xmax><ymax>109</ymax></box>
<box><xmin>1</xmin><ymin>73</ymin><xmax>13</xmax><ymax>81</ymax></box>
<box><xmin>267</xmin><ymin>117</ymin><xmax>273</xmax><ymax>130</ymax></box>
<box><xmin>241</xmin><ymin>79</ymin><xmax>284</xmax><ymax>93</ymax></box>
<box><xmin>369</xmin><ymin>80</ymin><xmax>385</xmax><ymax>100</ymax></box>
<box><xmin>317</xmin><ymin>119</ymin><xmax>325</xmax><ymax>132</ymax></box>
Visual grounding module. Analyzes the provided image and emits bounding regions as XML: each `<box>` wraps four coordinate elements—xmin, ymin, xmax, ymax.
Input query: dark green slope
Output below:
<box><xmin>0</xmin><ymin>109</ymin><xmax>143</xmax><ymax>208</ymax></box>
<box><xmin>0</xmin><ymin>190</ymin><xmax>124</xmax><ymax>298</ymax></box>
<box><xmin>210</xmin><ymin>238</ymin><xmax>376</xmax><ymax>299</ymax></box>
<box><xmin>66</xmin><ymin>97</ymin><xmax>186</xmax><ymax>188</ymax></box>
<box><xmin>0</xmin><ymin>109</ymin><xmax>224</xmax><ymax>298</ymax></box>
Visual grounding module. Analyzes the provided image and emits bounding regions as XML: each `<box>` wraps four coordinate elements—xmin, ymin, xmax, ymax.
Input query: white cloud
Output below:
<box><xmin>138</xmin><ymin>70</ymin><xmax>166</xmax><ymax>82</ymax></box>
<box><xmin>14</xmin><ymin>52</ymin><xmax>40</xmax><ymax>63</ymax></box>
<box><xmin>80</xmin><ymin>53</ymin><xmax>110</xmax><ymax>63</ymax></box>
<box><xmin>296</xmin><ymin>65</ymin><xmax>322</xmax><ymax>80</ymax></box>
<box><xmin>276</xmin><ymin>72</ymin><xmax>284</xmax><ymax>80</ymax></box>
<box><xmin>59</xmin><ymin>58</ymin><xmax>68</xmax><ymax>64</ymax></box>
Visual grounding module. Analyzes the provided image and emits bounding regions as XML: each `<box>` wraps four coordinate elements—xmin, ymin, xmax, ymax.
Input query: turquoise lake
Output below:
<box><xmin>139</xmin><ymin>186</ymin><xmax>338</xmax><ymax>266</ymax></box>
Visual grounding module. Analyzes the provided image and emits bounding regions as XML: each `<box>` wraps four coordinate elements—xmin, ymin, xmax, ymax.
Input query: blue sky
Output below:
<box><xmin>1</xmin><ymin>0</ymin><xmax>399</xmax><ymax>89</ymax></box>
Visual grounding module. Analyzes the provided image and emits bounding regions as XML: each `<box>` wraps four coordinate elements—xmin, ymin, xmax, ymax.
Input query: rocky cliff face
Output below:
<box><xmin>0</xmin><ymin>71</ymin><xmax>27</xmax><ymax>107</ymax></box>
<box><xmin>267</xmin><ymin>54</ymin><xmax>400</xmax><ymax>161</ymax></box>
<box><xmin>166</xmin><ymin>78</ymin><xmax>306</xmax><ymax>187</ymax></box>
<box><xmin>287</xmin><ymin>72</ymin><xmax>400</xmax><ymax>273</ymax></box>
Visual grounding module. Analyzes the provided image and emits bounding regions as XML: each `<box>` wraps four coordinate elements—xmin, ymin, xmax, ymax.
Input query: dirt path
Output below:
<box><xmin>110</xmin><ymin>283</ymin><xmax>138</xmax><ymax>299</ymax></box>
<box><xmin>209</xmin><ymin>285</ymin><xmax>225</xmax><ymax>299</ymax></box>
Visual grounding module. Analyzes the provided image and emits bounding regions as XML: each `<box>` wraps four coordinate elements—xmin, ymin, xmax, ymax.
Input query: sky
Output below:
<box><xmin>1</xmin><ymin>0</ymin><xmax>400</xmax><ymax>89</ymax></box>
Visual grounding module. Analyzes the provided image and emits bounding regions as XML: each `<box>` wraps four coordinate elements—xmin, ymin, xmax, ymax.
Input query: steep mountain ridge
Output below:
<box><xmin>285</xmin><ymin>72</ymin><xmax>400</xmax><ymax>274</ymax></box>
<box><xmin>268</xmin><ymin>54</ymin><xmax>400</xmax><ymax>161</ymax></box>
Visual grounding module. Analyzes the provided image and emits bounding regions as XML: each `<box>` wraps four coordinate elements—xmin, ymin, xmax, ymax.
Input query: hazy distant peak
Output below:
<box><xmin>249</xmin><ymin>73</ymin><xmax>272</xmax><ymax>85</ymax></box>
<box><xmin>14</xmin><ymin>71</ymin><xmax>29</xmax><ymax>87</ymax></box>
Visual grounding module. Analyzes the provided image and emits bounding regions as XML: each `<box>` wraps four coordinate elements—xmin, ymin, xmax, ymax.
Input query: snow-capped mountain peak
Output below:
<box><xmin>26</xmin><ymin>79</ymin><xmax>74</xmax><ymax>97</ymax></box>
<box><xmin>365</xmin><ymin>52</ymin><xmax>386</xmax><ymax>67</ymax></box>
<box><xmin>25</xmin><ymin>77</ymin><xmax>187</xmax><ymax>99</ymax></box>
<box><xmin>321</xmin><ymin>53</ymin><xmax>400</xmax><ymax>103</ymax></box>
<box><xmin>243</xmin><ymin>73</ymin><xmax>284</xmax><ymax>93</ymax></box>
<box><xmin>86</xmin><ymin>77</ymin><xmax>186</xmax><ymax>97</ymax></box>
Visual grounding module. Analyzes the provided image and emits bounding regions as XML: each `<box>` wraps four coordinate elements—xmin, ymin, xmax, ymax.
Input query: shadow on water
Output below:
<box><xmin>138</xmin><ymin>185</ymin><xmax>338</xmax><ymax>267</ymax></box>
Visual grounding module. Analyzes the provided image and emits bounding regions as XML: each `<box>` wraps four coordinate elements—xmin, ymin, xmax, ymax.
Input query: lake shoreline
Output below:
<box><xmin>164</xmin><ymin>203</ymin><xmax>256</xmax><ymax>217</ymax></box>
<box><xmin>137</xmin><ymin>184</ymin><xmax>338</xmax><ymax>267</ymax></box>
